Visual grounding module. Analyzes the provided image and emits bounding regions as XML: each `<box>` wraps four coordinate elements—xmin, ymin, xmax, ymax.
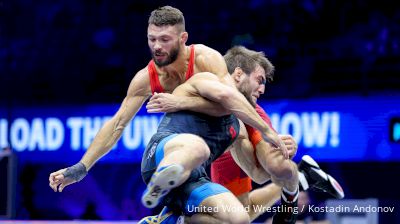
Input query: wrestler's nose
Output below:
<box><xmin>258</xmin><ymin>84</ymin><xmax>265</xmax><ymax>95</ymax></box>
<box><xmin>154</xmin><ymin>41</ymin><xmax>162</xmax><ymax>51</ymax></box>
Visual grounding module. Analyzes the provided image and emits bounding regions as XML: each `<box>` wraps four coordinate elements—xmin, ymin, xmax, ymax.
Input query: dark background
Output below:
<box><xmin>1</xmin><ymin>0</ymin><xmax>400</xmax><ymax>223</ymax></box>
<box><xmin>2</xmin><ymin>0</ymin><xmax>400</xmax><ymax>106</ymax></box>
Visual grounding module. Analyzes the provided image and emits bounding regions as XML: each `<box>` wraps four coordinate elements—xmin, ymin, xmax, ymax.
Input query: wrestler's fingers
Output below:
<box><xmin>49</xmin><ymin>170</ymin><xmax>63</xmax><ymax>182</ymax></box>
<box><xmin>282</xmin><ymin>139</ymin><xmax>292</xmax><ymax>144</ymax></box>
<box><xmin>147</xmin><ymin>97</ymin><xmax>160</xmax><ymax>104</ymax></box>
<box><xmin>148</xmin><ymin>94</ymin><xmax>160</xmax><ymax>101</ymax></box>
<box><xmin>281</xmin><ymin>143</ymin><xmax>289</xmax><ymax>159</ymax></box>
<box><xmin>147</xmin><ymin>108</ymin><xmax>163</xmax><ymax>113</ymax></box>
<box><xmin>273</xmin><ymin>144</ymin><xmax>289</xmax><ymax>159</ymax></box>
<box><xmin>49</xmin><ymin>182</ymin><xmax>58</xmax><ymax>192</ymax></box>
<box><xmin>146</xmin><ymin>103</ymin><xmax>160</xmax><ymax>109</ymax></box>
<box><xmin>279</xmin><ymin>135</ymin><xmax>292</xmax><ymax>140</ymax></box>
<box><xmin>58</xmin><ymin>184</ymin><xmax>65</xmax><ymax>192</ymax></box>
<box><xmin>58</xmin><ymin>182</ymin><xmax>73</xmax><ymax>193</ymax></box>
<box><xmin>49</xmin><ymin>174</ymin><xmax>55</xmax><ymax>183</ymax></box>
<box><xmin>51</xmin><ymin>178</ymin><xmax>62</xmax><ymax>185</ymax></box>
<box><xmin>54</xmin><ymin>174</ymin><xmax>65</xmax><ymax>181</ymax></box>
<box><xmin>284</xmin><ymin>149</ymin><xmax>289</xmax><ymax>159</ymax></box>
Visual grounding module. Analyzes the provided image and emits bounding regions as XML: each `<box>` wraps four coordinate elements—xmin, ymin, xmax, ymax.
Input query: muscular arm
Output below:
<box><xmin>49</xmin><ymin>69</ymin><xmax>151</xmax><ymax>192</ymax></box>
<box><xmin>230</xmin><ymin>121</ymin><xmax>270</xmax><ymax>184</ymax></box>
<box><xmin>146</xmin><ymin>93</ymin><xmax>229</xmax><ymax>116</ymax></box>
<box><xmin>178</xmin><ymin>96</ymin><xmax>229</xmax><ymax>116</ymax></box>
<box><xmin>191</xmin><ymin>72</ymin><xmax>285</xmax><ymax>151</ymax></box>
<box><xmin>80</xmin><ymin>70</ymin><xmax>151</xmax><ymax>170</ymax></box>
<box><xmin>195</xmin><ymin>44</ymin><xmax>236</xmax><ymax>86</ymax></box>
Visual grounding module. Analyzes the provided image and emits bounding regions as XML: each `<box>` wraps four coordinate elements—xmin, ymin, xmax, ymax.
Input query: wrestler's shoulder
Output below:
<box><xmin>194</xmin><ymin>44</ymin><xmax>225</xmax><ymax>73</ymax></box>
<box><xmin>188</xmin><ymin>71</ymin><xmax>219</xmax><ymax>82</ymax></box>
<box><xmin>130</xmin><ymin>67</ymin><xmax>150</xmax><ymax>82</ymax></box>
<box><xmin>194</xmin><ymin>44</ymin><xmax>221</xmax><ymax>57</ymax></box>
<box><xmin>127</xmin><ymin>67</ymin><xmax>152</xmax><ymax>96</ymax></box>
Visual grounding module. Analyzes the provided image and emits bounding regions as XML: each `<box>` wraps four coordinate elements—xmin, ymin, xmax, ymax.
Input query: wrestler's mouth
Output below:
<box><xmin>154</xmin><ymin>51</ymin><xmax>166</xmax><ymax>56</ymax></box>
<box><xmin>154</xmin><ymin>52</ymin><xmax>166</xmax><ymax>60</ymax></box>
<box><xmin>251</xmin><ymin>96</ymin><xmax>258</xmax><ymax>104</ymax></box>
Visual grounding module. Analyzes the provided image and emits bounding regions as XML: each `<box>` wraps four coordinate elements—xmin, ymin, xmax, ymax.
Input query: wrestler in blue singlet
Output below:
<box><xmin>141</xmin><ymin>110</ymin><xmax>239</xmax><ymax>214</ymax></box>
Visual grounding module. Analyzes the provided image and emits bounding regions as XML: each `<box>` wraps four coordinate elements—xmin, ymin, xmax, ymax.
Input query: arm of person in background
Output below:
<box><xmin>49</xmin><ymin>68</ymin><xmax>152</xmax><ymax>192</ymax></box>
<box><xmin>188</xmin><ymin>72</ymin><xmax>288</xmax><ymax>156</ymax></box>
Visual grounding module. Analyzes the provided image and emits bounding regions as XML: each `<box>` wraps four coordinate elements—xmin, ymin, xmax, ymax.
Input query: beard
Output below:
<box><xmin>152</xmin><ymin>42</ymin><xmax>180</xmax><ymax>67</ymax></box>
<box><xmin>238</xmin><ymin>79</ymin><xmax>257</xmax><ymax>108</ymax></box>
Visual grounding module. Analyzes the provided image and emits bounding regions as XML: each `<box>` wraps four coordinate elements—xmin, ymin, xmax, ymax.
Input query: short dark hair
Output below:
<box><xmin>148</xmin><ymin>6</ymin><xmax>185</xmax><ymax>32</ymax></box>
<box><xmin>224</xmin><ymin>46</ymin><xmax>275</xmax><ymax>82</ymax></box>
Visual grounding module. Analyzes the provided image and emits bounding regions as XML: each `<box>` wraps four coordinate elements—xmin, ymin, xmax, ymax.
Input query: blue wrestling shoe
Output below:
<box><xmin>142</xmin><ymin>164</ymin><xmax>184</xmax><ymax>208</ymax></box>
<box><xmin>138</xmin><ymin>206</ymin><xmax>184</xmax><ymax>224</ymax></box>
<box><xmin>298</xmin><ymin>155</ymin><xmax>345</xmax><ymax>199</ymax></box>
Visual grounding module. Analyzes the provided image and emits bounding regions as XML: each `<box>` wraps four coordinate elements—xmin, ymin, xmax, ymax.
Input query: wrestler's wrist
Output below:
<box><xmin>262</xmin><ymin>130</ymin><xmax>279</xmax><ymax>147</ymax></box>
<box><xmin>79</xmin><ymin>160</ymin><xmax>90</xmax><ymax>171</ymax></box>
<box><xmin>261</xmin><ymin>124</ymin><xmax>272</xmax><ymax>136</ymax></box>
<box><xmin>63</xmin><ymin>162</ymin><xmax>88</xmax><ymax>182</ymax></box>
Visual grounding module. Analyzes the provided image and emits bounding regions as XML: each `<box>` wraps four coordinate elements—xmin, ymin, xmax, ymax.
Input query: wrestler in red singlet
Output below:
<box><xmin>148</xmin><ymin>45</ymin><xmax>195</xmax><ymax>93</ymax></box>
<box><xmin>211</xmin><ymin>104</ymin><xmax>275</xmax><ymax>196</ymax></box>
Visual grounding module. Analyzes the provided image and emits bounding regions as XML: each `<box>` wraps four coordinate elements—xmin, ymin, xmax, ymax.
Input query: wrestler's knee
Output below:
<box><xmin>268</xmin><ymin>159</ymin><xmax>296</xmax><ymax>181</ymax></box>
<box><xmin>166</xmin><ymin>134</ymin><xmax>210</xmax><ymax>161</ymax></box>
<box><xmin>186</xmin><ymin>134</ymin><xmax>210</xmax><ymax>161</ymax></box>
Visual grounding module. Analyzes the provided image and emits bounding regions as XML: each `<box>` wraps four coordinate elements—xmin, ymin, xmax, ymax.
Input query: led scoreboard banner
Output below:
<box><xmin>1</xmin><ymin>96</ymin><xmax>399</xmax><ymax>163</ymax></box>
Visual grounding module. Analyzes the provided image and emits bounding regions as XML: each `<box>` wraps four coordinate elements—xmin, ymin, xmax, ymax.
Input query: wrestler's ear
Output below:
<box><xmin>232</xmin><ymin>67</ymin><xmax>244</xmax><ymax>83</ymax></box>
<box><xmin>180</xmin><ymin>32</ymin><xmax>188</xmax><ymax>44</ymax></box>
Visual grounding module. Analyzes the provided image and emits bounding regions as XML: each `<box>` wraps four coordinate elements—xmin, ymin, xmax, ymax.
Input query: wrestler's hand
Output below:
<box><xmin>146</xmin><ymin>92</ymin><xmax>182</xmax><ymax>113</ymax></box>
<box><xmin>49</xmin><ymin>162</ymin><xmax>87</xmax><ymax>192</ymax></box>
<box><xmin>262</xmin><ymin>131</ymin><xmax>289</xmax><ymax>159</ymax></box>
<box><xmin>279</xmin><ymin>134</ymin><xmax>298</xmax><ymax>159</ymax></box>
